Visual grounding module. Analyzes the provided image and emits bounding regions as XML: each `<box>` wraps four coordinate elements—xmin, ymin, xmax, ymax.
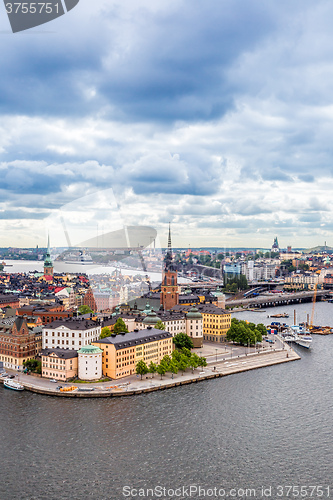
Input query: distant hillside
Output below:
<box><xmin>303</xmin><ymin>245</ymin><xmax>333</xmax><ymax>254</ymax></box>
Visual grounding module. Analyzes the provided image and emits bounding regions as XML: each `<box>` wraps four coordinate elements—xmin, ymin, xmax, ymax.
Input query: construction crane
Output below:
<box><xmin>309</xmin><ymin>284</ymin><xmax>317</xmax><ymax>330</ymax></box>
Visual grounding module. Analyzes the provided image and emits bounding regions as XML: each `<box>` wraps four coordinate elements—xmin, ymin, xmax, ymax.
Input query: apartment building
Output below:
<box><xmin>42</xmin><ymin>318</ymin><xmax>101</xmax><ymax>351</ymax></box>
<box><xmin>92</xmin><ymin>327</ymin><xmax>173</xmax><ymax>380</ymax></box>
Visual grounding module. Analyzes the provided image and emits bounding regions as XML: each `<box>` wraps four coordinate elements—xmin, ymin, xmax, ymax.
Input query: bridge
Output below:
<box><xmin>226</xmin><ymin>290</ymin><xmax>327</xmax><ymax>309</ymax></box>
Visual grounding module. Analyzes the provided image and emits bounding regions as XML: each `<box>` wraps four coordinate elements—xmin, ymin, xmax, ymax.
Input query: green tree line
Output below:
<box><xmin>136</xmin><ymin>348</ymin><xmax>207</xmax><ymax>380</ymax></box>
<box><xmin>226</xmin><ymin>318</ymin><xmax>266</xmax><ymax>345</ymax></box>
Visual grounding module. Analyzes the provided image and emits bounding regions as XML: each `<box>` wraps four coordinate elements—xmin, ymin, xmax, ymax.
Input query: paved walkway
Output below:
<box><xmin>1</xmin><ymin>337</ymin><xmax>300</xmax><ymax>397</ymax></box>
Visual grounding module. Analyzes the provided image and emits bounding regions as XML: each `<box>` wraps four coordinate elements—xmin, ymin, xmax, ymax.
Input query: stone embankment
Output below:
<box><xmin>1</xmin><ymin>347</ymin><xmax>300</xmax><ymax>398</ymax></box>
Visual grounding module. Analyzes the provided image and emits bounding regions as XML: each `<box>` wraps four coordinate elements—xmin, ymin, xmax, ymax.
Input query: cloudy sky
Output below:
<box><xmin>1</xmin><ymin>0</ymin><xmax>333</xmax><ymax>249</ymax></box>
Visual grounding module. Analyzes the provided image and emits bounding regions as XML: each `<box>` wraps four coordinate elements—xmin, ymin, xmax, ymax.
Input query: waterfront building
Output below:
<box><xmin>171</xmin><ymin>303</ymin><xmax>231</xmax><ymax>343</ymax></box>
<box><xmin>284</xmin><ymin>273</ymin><xmax>320</xmax><ymax>290</ymax></box>
<box><xmin>185</xmin><ymin>307</ymin><xmax>203</xmax><ymax>347</ymax></box>
<box><xmin>0</xmin><ymin>317</ymin><xmax>37</xmax><ymax>370</ymax></box>
<box><xmin>42</xmin><ymin>318</ymin><xmax>101</xmax><ymax>350</ymax></box>
<box><xmin>199</xmin><ymin>303</ymin><xmax>231</xmax><ymax>342</ymax></box>
<box><xmin>92</xmin><ymin>327</ymin><xmax>173</xmax><ymax>379</ymax></box>
<box><xmin>41</xmin><ymin>347</ymin><xmax>78</xmax><ymax>380</ymax></box>
<box><xmin>78</xmin><ymin>345</ymin><xmax>103</xmax><ymax>381</ymax></box>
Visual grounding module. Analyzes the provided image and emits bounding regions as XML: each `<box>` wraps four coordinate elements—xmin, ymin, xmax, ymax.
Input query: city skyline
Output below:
<box><xmin>1</xmin><ymin>1</ymin><xmax>333</xmax><ymax>248</ymax></box>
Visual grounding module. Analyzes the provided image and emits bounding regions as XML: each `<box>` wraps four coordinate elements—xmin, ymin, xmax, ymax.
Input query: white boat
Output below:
<box><xmin>3</xmin><ymin>378</ymin><xmax>24</xmax><ymax>391</ymax></box>
<box><xmin>286</xmin><ymin>325</ymin><xmax>312</xmax><ymax>349</ymax></box>
<box><xmin>294</xmin><ymin>335</ymin><xmax>312</xmax><ymax>349</ymax></box>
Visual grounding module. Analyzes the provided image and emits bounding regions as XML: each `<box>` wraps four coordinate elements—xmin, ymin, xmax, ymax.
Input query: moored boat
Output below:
<box><xmin>286</xmin><ymin>325</ymin><xmax>312</xmax><ymax>349</ymax></box>
<box><xmin>3</xmin><ymin>378</ymin><xmax>24</xmax><ymax>391</ymax></box>
<box><xmin>294</xmin><ymin>335</ymin><xmax>312</xmax><ymax>349</ymax></box>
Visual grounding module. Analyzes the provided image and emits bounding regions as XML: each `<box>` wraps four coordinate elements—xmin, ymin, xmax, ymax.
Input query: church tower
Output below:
<box><xmin>160</xmin><ymin>223</ymin><xmax>179</xmax><ymax>310</ymax></box>
<box><xmin>44</xmin><ymin>235</ymin><xmax>54</xmax><ymax>277</ymax></box>
<box><xmin>271</xmin><ymin>236</ymin><xmax>279</xmax><ymax>253</ymax></box>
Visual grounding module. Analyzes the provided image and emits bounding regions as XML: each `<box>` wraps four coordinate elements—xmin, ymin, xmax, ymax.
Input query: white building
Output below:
<box><xmin>135</xmin><ymin>308</ymin><xmax>203</xmax><ymax>347</ymax></box>
<box><xmin>78</xmin><ymin>345</ymin><xmax>103</xmax><ymax>380</ymax></box>
<box><xmin>42</xmin><ymin>318</ymin><xmax>101</xmax><ymax>350</ymax></box>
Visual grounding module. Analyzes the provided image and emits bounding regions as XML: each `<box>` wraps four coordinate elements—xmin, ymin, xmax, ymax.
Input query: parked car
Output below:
<box><xmin>7</xmin><ymin>374</ymin><xmax>15</xmax><ymax>379</ymax></box>
<box><xmin>49</xmin><ymin>379</ymin><xmax>57</xmax><ymax>383</ymax></box>
<box><xmin>0</xmin><ymin>372</ymin><xmax>8</xmax><ymax>377</ymax></box>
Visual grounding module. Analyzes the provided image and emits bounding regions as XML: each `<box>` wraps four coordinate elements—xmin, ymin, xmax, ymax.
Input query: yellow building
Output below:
<box><xmin>171</xmin><ymin>303</ymin><xmax>231</xmax><ymax>343</ymax></box>
<box><xmin>199</xmin><ymin>303</ymin><xmax>231</xmax><ymax>343</ymax></box>
<box><xmin>41</xmin><ymin>348</ymin><xmax>78</xmax><ymax>380</ymax></box>
<box><xmin>92</xmin><ymin>327</ymin><xmax>173</xmax><ymax>379</ymax></box>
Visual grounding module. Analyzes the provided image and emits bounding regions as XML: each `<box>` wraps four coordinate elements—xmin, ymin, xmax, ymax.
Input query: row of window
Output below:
<box><xmin>44</xmin><ymin>330</ymin><xmax>98</xmax><ymax>338</ymax></box>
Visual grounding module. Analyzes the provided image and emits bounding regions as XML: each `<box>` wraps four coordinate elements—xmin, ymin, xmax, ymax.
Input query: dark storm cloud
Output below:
<box><xmin>0</xmin><ymin>0</ymin><xmax>278</xmax><ymax>122</ymax></box>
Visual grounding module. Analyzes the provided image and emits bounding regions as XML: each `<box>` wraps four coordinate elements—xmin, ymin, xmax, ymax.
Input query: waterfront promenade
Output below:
<box><xmin>1</xmin><ymin>338</ymin><xmax>300</xmax><ymax>397</ymax></box>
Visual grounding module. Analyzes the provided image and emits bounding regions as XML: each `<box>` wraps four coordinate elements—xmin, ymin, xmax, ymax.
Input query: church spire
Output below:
<box><xmin>44</xmin><ymin>233</ymin><xmax>53</xmax><ymax>277</ymax></box>
<box><xmin>168</xmin><ymin>222</ymin><xmax>172</xmax><ymax>251</ymax></box>
<box><xmin>164</xmin><ymin>222</ymin><xmax>173</xmax><ymax>270</ymax></box>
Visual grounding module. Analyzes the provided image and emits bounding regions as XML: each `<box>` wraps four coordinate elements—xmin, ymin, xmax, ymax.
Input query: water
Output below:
<box><xmin>233</xmin><ymin>300</ymin><xmax>333</xmax><ymax>328</ymax></box>
<box><xmin>1</xmin><ymin>259</ymin><xmax>189</xmax><ymax>283</ymax></box>
<box><xmin>1</xmin><ymin>303</ymin><xmax>333</xmax><ymax>499</ymax></box>
<box><xmin>1</xmin><ymin>272</ymin><xmax>332</xmax><ymax>499</ymax></box>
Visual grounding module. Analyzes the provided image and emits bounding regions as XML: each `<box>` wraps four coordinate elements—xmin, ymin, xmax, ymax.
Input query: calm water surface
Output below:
<box><xmin>1</xmin><ymin>301</ymin><xmax>333</xmax><ymax>499</ymax></box>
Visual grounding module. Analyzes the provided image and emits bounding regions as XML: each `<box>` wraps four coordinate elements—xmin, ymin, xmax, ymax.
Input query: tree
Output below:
<box><xmin>23</xmin><ymin>359</ymin><xmax>41</xmax><ymax>374</ymax></box>
<box><xmin>226</xmin><ymin>318</ymin><xmax>264</xmax><ymax>345</ymax></box>
<box><xmin>169</xmin><ymin>360</ymin><xmax>179</xmax><ymax>377</ymax></box>
<box><xmin>155</xmin><ymin>320</ymin><xmax>166</xmax><ymax>330</ymax></box>
<box><xmin>198</xmin><ymin>356</ymin><xmax>207</xmax><ymax>371</ymax></box>
<box><xmin>148</xmin><ymin>361</ymin><xmax>157</xmax><ymax>377</ymax></box>
<box><xmin>113</xmin><ymin>318</ymin><xmax>129</xmax><ymax>334</ymax></box>
<box><xmin>178</xmin><ymin>354</ymin><xmax>188</xmax><ymax>375</ymax></box>
<box><xmin>100</xmin><ymin>326</ymin><xmax>111</xmax><ymax>339</ymax></box>
<box><xmin>173</xmin><ymin>333</ymin><xmax>194</xmax><ymax>351</ymax></box>
<box><xmin>136</xmin><ymin>360</ymin><xmax>149</xmax><ymax>380</ymax></box>
<box><xmin>181</xmin><ymin>347</ymin><xmax>192</xmax><ymax>358</ymax></box>
<box><xmin>156</xmin><ymin>362</ymin><xmax>167</xmax><ymax>380</ymax></box>
<box><xmin>161</xmin><ymin>355</ymin><xmax>172</xmax><ymax>370</ymax></box>
<box><xmin>171</xmin><ymin>350</ymin><xmax>182</xmax><ymax>363</ymax></box>
<box><xmin>78</xmin><ymin>305</ymin><xmax>93</xmax><ymax>315</ymax></box>
<box><xmin>188</xmin><ymin>353</ymin><xmax>200</xmax><ymax>373</ymax></box>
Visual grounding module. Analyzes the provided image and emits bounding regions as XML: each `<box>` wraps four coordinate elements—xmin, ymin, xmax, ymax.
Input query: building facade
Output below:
<box><xmin>160</xmin><ymin>269</ymin><xmax>180</xmax><ymax>310</ymax></box>
<box><xmin>92</xmin><ymin>327</ymin><xmax>173</xmax><ymax>380</ymax></box>
<box><xmin>42</xmin><ymin>318</ymin><xmax>101</xmax><ymax>351</ymax></box>
<box><xmin>41</xmin><ymin>348</ymin><xmax>78</xmax><ymax>380</ymax></box>
<box><xmin>78</xmin><ymin>345</ymin><xmax>103</xmax><ymax>381</ymax></box>
<box><xmin>0</xmin><ymin>317</ymin><xmax>37</xmax><ymax>370</ymax></box>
